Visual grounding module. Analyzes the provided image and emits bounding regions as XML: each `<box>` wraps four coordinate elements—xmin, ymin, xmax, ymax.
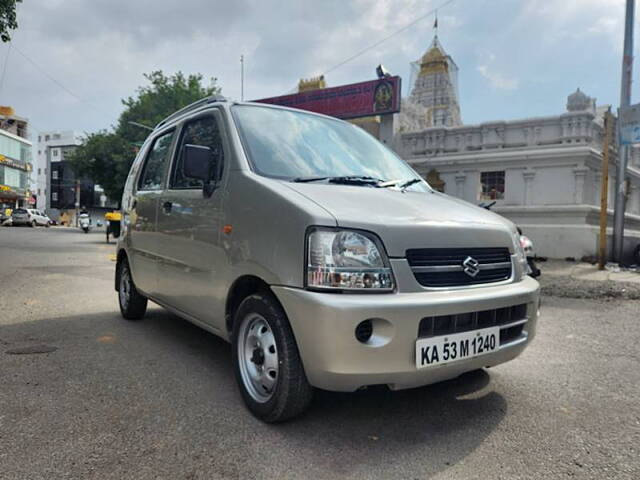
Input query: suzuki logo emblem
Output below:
<box><xmin>462</xmin><ymin>256</ymin><xmax>480</xmax><ymax>277</ymax></box>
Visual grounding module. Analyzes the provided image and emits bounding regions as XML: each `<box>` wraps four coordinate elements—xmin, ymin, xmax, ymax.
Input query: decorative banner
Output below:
<box><xmin>254</xmin><ymin>76</ymin><xmax>402</xmax><ymax>120</ymax></box>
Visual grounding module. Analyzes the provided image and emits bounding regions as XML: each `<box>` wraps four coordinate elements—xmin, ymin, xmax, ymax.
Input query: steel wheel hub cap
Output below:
<box><xmin>238</xmin><ymin>314</ymin><xmax>278</xmax><ymax>403</ymax></box>
<box><xmin>119</xmin><ymin>268</ymin><xmax>131</xmax><ymax>307</ymax></box>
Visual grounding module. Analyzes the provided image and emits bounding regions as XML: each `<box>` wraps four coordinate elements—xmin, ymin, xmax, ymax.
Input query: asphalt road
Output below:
<box><xmin>1</xmin><ymin>227</ymin><xmax>638</xmax><ymax>479</ymax></box>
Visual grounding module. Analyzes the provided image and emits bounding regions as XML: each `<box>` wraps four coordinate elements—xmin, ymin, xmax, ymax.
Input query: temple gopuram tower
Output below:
<box><xmin>409</xmin><ymin>36</ymin><xmax>462</xmax><ymax>127</ymax></box>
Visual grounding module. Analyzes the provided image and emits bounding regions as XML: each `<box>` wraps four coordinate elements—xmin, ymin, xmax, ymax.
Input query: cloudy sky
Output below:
<box><xmin>0</xmin><ymin>0</ymin><xmax>633</xmax><ymax>138</ymax></box>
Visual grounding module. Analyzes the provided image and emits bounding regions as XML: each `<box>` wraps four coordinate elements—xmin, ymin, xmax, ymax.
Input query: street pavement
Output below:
<box><xmin>0</xmin><ymin>227</ymin><xmax>638</xmax><ymax>479</ymax></box>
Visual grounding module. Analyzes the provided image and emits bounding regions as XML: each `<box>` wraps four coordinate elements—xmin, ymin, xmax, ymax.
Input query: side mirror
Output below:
<box><xmin>183</xmin><ymin>144</ymin><xmax>218</xmax><ymax>197</ymax></box>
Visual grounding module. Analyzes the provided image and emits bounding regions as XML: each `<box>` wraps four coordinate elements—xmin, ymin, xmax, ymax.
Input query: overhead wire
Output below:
<box><xmin>321</xmin><ymin>0</ymin><xmax>456</xmax><ymax>77</ymax></box>
<box><xmin>10</xmin><ymin>44</ymin><xmax>113</xmax><ymax>121</ymax></box>
<box><xmin>0</xmin><ymin>43</ymin><xmax>12</xmax><ymax>100</ymax></box>
<box><xmin>283</xmin><ymin>0</ymin><xmax>458</xmax><ymax>94</ymax></box>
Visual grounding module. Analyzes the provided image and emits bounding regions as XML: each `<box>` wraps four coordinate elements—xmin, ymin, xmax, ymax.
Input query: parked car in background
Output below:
<box><xmin>11</xmin><ymin>208</ymin><xmax>51</xmax><ymax>227</ymax></box>
<box><xmin>1</xmin><ymin>207</ymin><xmax>12</xmax><ymax>226</ymax></box>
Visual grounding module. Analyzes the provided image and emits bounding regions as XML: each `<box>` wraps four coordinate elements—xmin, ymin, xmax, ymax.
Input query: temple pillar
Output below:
<box><xmin>573</xmin><ymin>167</ymin><xmax>588</xmax><ymax>204</ymax></box>
<box><xmin>523</xmin><ymin>169</ymin><xmax>536</xmax><ymax>205</ymax></box>
<box><xmin>455</xmin><ymin>172</ymin><xmax>466</xmax><ymax>199</ymax></box>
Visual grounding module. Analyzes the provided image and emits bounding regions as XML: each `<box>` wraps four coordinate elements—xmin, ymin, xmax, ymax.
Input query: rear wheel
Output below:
<box><xmin>232</xmin><ymin>293</ymin><xmax>313</xmax><ymax>422</ymax></box>
<box><xmin>117</xmin><ymin>258</ymin><xmax>147</xmax><ymax>320</ymax></box>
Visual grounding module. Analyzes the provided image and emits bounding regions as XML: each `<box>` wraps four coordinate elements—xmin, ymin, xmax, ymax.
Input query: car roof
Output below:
<box><xmin>153</xmin><ymin>96</ymin><xmax>345</xmax><ymax>133</ymax></box>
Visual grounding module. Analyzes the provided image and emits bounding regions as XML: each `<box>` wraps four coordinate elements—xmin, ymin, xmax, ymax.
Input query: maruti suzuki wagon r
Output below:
<box><xmin>115</xmin><ymin>95</ymin><xmax>540</xmax><ymax>422</ymax></box>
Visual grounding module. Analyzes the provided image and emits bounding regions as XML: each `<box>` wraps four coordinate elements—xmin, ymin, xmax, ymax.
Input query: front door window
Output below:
<box><xmin>171</xmin><ymin>116</ymin><xmax>224</xmax><ymax>189</ymax></box>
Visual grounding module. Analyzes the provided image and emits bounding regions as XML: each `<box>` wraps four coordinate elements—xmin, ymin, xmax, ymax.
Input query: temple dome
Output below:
<box><xmin>421</xmin><ymin>44</ymin><xmax>446</xmax><ymax>64</ymax></box>
<box><xmin>567</xmin><ymin>88</ymin><xmax>595</xmax><ymax>112</ymax></box>
<box><xmin>419</xmin><ymin>37</ymin><xmax>449</xmax><ymax>75</ymax></box>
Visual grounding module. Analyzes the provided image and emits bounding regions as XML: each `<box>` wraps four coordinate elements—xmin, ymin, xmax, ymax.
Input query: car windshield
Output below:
<box><xmin>232</xmin><ymin>105</ymin><xmax>428</xmax><ymax>190</ymax></box>
<box><xmin>14</xmin><ymin>209</ymin><xmax>27</xmax><ymax>214</ymax></box>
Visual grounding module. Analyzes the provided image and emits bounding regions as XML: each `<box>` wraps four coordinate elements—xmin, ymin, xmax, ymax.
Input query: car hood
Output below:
<box><xmin>284</xmin><ymin>183</ymin><xmax>516</xmax><ymax>257</ymax></box>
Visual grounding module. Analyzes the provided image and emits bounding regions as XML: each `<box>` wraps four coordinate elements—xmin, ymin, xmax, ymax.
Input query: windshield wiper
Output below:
<box><xmin>291</xmin><ymin>176</ymin><xmax>329</xmax><ymax>183</ymax></box>
<box><xmin>399</xmin><ymin>178</ymin><xmax>422</xmax><ymax>191</ymax></box>
<box><xmin>328</xmin><ymin>176</ymin><xmax>383</xmax><ymax>185</ymax></box>
<box><xmin>291</xmin><ymin>175</ymin><xmax>384</xmax><ymax>186</ymax></box>
<box><xmin>379</xmin><ymin>178</ymin><xmax>423</xmax><ymax>191</ymax></box>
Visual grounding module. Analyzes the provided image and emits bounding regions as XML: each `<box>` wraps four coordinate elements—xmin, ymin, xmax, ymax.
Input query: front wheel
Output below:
<box><xmin>31</xmin><ymin>220</ymin><xmax>36</xmax><ymax>227</ymax></box>
<box><xmin>117</xmin><ymin>258</ymin><xmax>147</xmax><ymax>320</ymax></box>
<box><xmin>232</xmin><ymin>293</ymin><xmax>313</xmax><ymax>422</ymax></box>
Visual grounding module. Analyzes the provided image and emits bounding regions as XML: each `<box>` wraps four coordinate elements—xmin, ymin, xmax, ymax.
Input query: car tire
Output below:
<box><xmin>31</xmin><ymin>220</ymin><xmax>36</xmax><ymax>227</ymax></box>
<box><xmin>117</xmin><ymin>258</ymin><xmax>147</xmax><ymax>320</ymax></box>
<box><xmin>232</xmin><ymin>293</ymin><xmax>313</xmax><ymax>423</ymax></box>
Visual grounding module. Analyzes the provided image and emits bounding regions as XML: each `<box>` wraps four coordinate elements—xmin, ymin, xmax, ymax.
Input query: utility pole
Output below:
<box><xmin>240</xmin><ymin>55</ymin><xmax>244</xmax><ymax>101</ymax></box>
<box><xmin>613</xmin><ymin>0</ymin><xmax>635</xmax><ymax>262</ymax></box>
<box><xmin>75</xmin><ymin>179</ymin><xmax>80</xmax><ymax>227</ymax></box>
<box><xmin>599</xmin><ymin>108</ymin><xmax>613</xmax><ymax>270</ymax></box>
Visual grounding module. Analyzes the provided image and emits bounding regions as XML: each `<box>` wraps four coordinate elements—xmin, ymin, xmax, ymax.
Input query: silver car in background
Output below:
<box><xmin>115</xmin><ymin>96</ymin><xmax>540</xmax><ymax>422</ymax></box>
<box><xmin>11</xmin><ymin>208</ymin><xmax>51</xmax><ymax>227</ymax></box>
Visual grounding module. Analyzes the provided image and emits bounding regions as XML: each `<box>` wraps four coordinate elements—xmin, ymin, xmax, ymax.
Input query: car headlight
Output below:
<box><xmin>512</xmin><ymin>230</ymin><xmax>531</xmax><ymax>279</ymax></box>
<box><xmin>306</xmin><ymin>228</ymin><xmax>395</xmax><ymax>291</ymax></box>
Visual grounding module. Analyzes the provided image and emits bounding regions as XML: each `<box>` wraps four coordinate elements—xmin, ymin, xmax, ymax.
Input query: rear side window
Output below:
<box><xmin>171</xmin><ymin>116</ymin><xmax>224</xmax><ymax>189</ymax></box>
<box><xmin>138</xmin><ymin>130</ymin><xmax>175</xmax><ymax>191</ymax></box>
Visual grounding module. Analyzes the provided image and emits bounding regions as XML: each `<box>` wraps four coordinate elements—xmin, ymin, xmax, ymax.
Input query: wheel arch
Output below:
<box><xmin>225</xmin><ymin>275</ymin><xmax>284</xmax><ymax>334</ymax></box>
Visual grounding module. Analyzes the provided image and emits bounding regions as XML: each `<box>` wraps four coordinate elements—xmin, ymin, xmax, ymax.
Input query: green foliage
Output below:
<box><xmin>67</xmin><ymin>131</ymin><xmax>132</xmax><ymax>205</ymax></box>
<box><xmin>0</xmin><ymin>0</ymin><xmax>20</xmax><ymax>42</ymax></box>
<box><xmin>116</xmin><ymin>71</ymin><xmax>220</xmax><ymax>145</ymax></box>
<box><xmin>69</xmin><ymin>71</ymin><xmax>220</xmax><ymax>205</ymax></box>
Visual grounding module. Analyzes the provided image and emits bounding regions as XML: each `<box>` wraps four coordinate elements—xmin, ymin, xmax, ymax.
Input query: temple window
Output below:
<box><xmin>480</xmin><ymin>171</ymin><xmax>505</xmax><ymax>201</ymax></box>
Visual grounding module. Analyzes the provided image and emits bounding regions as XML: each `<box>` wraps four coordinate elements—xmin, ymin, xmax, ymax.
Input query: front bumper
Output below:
<box><xmin>273</xmin><ymin>275</ymin><xmax>540</xmax><ymax>392</ymax></box>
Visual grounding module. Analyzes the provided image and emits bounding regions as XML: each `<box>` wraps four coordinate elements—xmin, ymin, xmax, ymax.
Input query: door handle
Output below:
<box><xmin>162</xmin><ymin>201</ymin><xmax>173</xmax><ymax>213</ymax></box>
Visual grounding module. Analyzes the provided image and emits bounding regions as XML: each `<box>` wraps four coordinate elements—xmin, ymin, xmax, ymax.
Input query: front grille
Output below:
<box><xmin>418</xmin><ymin>303</ymin><xmax>528</xmax><ymax>346</ymax></box>
<box><xmin>407</xmin><ymin>247</ymin><xmax>512</xmax><ymax>287</ymax></box>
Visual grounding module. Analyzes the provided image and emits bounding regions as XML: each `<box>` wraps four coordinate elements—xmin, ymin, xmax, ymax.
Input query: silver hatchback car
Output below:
<box><xmin>116</xmin><ymin>96</ymin><xmax>540</xmax><ymax>422</ymax></box>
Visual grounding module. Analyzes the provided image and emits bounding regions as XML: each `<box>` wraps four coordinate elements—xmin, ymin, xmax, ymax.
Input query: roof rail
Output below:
<box><xmin>155</xmin><ymin>95</ymin><xmax>227</xmax><ymax>129</ymax></box>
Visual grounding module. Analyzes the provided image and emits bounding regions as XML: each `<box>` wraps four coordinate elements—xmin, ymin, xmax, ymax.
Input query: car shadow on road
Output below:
<box><xmin>1</xmin><ymin>307</ymin><xmax>507</xmax><ymax>479</ymax></box>
<box><xmin>117</xmin><ymin>308</ymin><xmax>507</xmax><ymax>477</ymax></box>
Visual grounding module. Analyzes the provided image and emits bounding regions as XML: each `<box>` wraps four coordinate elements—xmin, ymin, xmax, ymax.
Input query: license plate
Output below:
<box><xmin>415</xmin><ymin>327</ymin><xmax>500</xmax><ymax>369</ymax></box>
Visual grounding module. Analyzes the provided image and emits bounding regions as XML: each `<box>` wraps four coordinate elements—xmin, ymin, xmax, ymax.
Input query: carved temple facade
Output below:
<box><xmin>396</xmin><ymin>39</ymin><xmax>640</xmax><ymax>260</ymax></box>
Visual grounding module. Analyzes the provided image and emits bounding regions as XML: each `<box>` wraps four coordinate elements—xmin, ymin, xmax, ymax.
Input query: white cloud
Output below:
<box><xmin>0</xmin><ymin>0</ymin><xmax>626</xmax><ymax>133</ymax></box>
<box><xmin>476</xmin><ymin>61</ymin><xmax>518</xmax><ymax>91</ymax></box>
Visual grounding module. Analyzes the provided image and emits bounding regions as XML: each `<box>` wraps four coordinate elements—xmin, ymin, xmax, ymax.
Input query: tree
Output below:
<box><xmin>0</xmin><ymin>0</ymin><xmax>21</xmax><ymax>42</ymax></box>
<box><xmin>69</xmin><ymin>71</ymin><xmax>220</xmax><ymax>205</ymax></box>
<box><xmin>67</xmin><ymin>131</ymin><xmax>132</xmax><ymax>204</ymax></box>
<box><xmin>116</xmin><ymin>71</ymin><xmax>220</xmax><ymax>145</ymax></box>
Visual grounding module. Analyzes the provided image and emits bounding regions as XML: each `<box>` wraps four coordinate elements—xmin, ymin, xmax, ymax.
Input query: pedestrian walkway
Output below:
<box><xmin>541</xmin><ymin>260</ymin><xmax>640</xmax><ymax>284</ymax></box>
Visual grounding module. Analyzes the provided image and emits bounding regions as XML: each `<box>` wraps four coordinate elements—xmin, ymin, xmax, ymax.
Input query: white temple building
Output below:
<box><xmin>396</xmin><ymin>38</ymin><xmax>640</xmax><ymax>260</ymax></box>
